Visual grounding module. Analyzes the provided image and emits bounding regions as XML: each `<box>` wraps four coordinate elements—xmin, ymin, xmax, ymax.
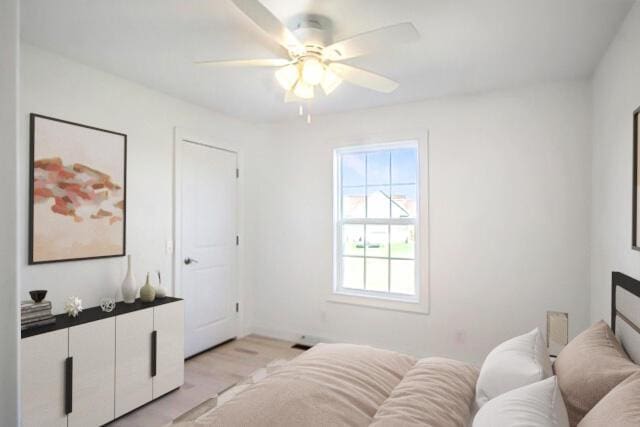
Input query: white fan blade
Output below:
<box><xmin>231</xmin><ymin>0</ymin><xmax>303</xmax><ymax>53</ymax></box>
<box><xmin>284</xmin><ymin>91</ymin><xmax>303</xmax><ymax>103</ymax></box>
<box><xmin>323</xmin><ymin>23</ymin><xmax>419</xmax><ymax>61</ymax></box>
<box><xmin>329</xmin><ymin>63</ymin><xmax>399</xmax><ymax>93</ymax></box>
<box><xmin>194</xmin><ymin>58</ymin><xmax>291</xmax><ymax>67</ymax></box>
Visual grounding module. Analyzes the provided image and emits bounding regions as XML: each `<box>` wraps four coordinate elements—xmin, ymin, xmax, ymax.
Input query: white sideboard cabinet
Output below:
<box><xmin>21</xmin><ymin>298</ymin><xmax>184</xmax><ymax>427</ymax></box>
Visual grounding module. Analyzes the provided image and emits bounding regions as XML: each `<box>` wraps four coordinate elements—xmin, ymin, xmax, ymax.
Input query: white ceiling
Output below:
<box><xmin>21</xmin><ymin>0</ymin><xmax>634</xmax><ymax>122</ymax></box>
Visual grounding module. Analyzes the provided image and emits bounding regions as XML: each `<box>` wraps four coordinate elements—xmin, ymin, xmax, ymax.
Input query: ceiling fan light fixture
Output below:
<box><xmin>201</xmin><ymin>2</ymin><xmax>418</xmax><ymax>115</ymax></box>
<box><xmin>301</xmin><ymin>57</ymin><xmax>325</xmax><ymax>86</ymax></box>
<box><xmin>275</xmin><ymin>64</ymin><xmax>299</xmax><ymax>91</ymax></box>
<box><xmin>293</xmin><ymin>80</ymin><xmax>314</xmax><ymax>99</ymax></box>
<box><xmin>320</xmin><ymin>68</ymin><xmax>342</xmax><ymax>95</ymax></box>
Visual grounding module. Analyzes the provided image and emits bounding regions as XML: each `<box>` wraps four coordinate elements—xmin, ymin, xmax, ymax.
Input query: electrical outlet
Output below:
<box><xmin>165</xmin><ymin>240</ymin><xmax>174</xmax><ymax>254</ymax></box>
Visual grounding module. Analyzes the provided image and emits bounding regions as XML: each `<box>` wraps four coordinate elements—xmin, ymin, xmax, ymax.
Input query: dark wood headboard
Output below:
<box><xmin>611</xmin><ymin>272</ymin><xmax>640</xmax><ymax>333</ymax></box>
<box><xmin>611</xmin><ymin>272</ymin><xmax>640</xmax><ymax>362</ymax></box>
<box><xmin>611</xmin><ymin>271</ymin><xmax>640</xmax><ymax>333</ymax></box>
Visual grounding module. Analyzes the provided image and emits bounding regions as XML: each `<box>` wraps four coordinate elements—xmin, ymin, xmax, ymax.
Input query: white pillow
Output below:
<box><xmin>475</xmin><ymin>328</ymin><xmax>552</xmax><ymax>408</ymax></box>
<box><xmin>473</xmin><ymin>376</ymin><xmax>569</xmax><ymax>427</ymax></box>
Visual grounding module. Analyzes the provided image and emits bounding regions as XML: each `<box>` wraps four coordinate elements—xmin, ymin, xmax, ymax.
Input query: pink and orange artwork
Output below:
<box><xmin>29</xmin><ymin>114</ymin><xmax>126</xmax><ymax>264</ymax></box>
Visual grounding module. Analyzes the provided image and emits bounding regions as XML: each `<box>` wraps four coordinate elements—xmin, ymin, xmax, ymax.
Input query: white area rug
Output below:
<box><xmin>169</xmin><ymin>359</ymin><xmax>289</xmax><ymax>426</ymax></box>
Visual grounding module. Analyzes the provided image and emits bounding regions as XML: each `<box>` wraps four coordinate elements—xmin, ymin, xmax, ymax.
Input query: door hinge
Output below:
<box><xmin>236</xmin><ymin>168</ymin><xmax>239</xmax><ymax>178</ymax></box>
<box><xmin>235</xmin><ymin>302</ymin><xmax>239</xmax><ymax>313</ymax></box>
<box><xmin>236</xmin><ymin>235</ymin><xmax>239</xmax><ymax>246</ymax></box>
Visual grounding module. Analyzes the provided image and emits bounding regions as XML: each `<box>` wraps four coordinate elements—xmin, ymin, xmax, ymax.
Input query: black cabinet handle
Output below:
<box><xmin>65</xmin><ymin>357</ymin><xmax>73</xmax><ymax>414</ymax></box>
<box><xmin>151</xmin><ymin>330</ymin><xmax>157</xmax><ymax>377</ymax></box>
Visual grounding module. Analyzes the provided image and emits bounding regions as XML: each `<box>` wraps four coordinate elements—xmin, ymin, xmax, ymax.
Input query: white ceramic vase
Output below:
<box><xmin>121</xmin><ymin>255</ymin><xmax>138</xmax><ymax>303</ymax></box>
<box><xmin>155</xmin><ymin>270</ymin><xmax>167</xmax><ymax>298</ymax></box>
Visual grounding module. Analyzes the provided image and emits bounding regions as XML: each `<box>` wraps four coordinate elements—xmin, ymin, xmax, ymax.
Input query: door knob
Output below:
<box><xmin>184</xmin><ymin>257</ymin><xmax>199</xmax><ymax>265</ymax></box>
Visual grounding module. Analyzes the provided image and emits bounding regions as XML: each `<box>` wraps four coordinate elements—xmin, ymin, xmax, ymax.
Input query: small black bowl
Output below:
<box><xmin>29</xmin><ymin>290</ymin><xmax>47</xmax><ymax>303</ymax></box>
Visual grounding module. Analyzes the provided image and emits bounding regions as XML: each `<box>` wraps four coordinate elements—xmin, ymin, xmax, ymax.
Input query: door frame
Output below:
<box><xmin>173</xmin><ymin>127</ymin><xmax>244</xmax><ymax>337</ymax></box>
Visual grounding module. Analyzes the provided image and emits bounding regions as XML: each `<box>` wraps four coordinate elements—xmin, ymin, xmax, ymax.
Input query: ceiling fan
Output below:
<box><xmin>195</xmin><ymin>0</ymin><xmax>420</xmax><ymax>104</ymax></box>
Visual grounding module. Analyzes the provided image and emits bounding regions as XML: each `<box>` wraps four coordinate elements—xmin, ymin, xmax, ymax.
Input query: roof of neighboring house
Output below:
<box><xmin>343</xmin><ymin>190</ymin><xmax>414</xmax><ymax>218</ymax></box>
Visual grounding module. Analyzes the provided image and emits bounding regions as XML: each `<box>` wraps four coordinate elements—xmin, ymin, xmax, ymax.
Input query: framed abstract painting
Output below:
<box><xmin>29</xmin><ymin>114</ymin><xmax>127</xmax><ymax>264</ymax></box>
<box><xmin>634</xmin><ymin>106</ymin><xmax>640</xmax><ymax>250</ymax></box>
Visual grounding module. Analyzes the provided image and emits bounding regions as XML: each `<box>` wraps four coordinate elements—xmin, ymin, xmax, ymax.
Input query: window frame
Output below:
<box><xmin>331</xmin><ymin>139</ymin><xmax>429</xmax><ymax>314</ymax></box>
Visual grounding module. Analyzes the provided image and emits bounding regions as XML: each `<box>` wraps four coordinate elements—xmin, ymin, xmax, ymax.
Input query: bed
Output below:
<box><xmin>175</xmin><ymin>271</ymin><xmax>640</xmax><ymax>427</ymax></box>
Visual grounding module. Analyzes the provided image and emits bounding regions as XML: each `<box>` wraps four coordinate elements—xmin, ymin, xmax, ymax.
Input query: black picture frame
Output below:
<box><xmin>29</xmin><ymin>113</ymin><xmax>127</xmax><ymax>264</ymax></box>
<box><xmin>633</xmin><ymin>107</ymin><xmax>640</xmax><ymax>251</ymax></box>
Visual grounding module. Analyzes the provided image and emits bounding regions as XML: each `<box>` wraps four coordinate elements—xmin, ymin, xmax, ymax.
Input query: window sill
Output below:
<box><xmin>327</xmin><ymin>292</ymin><xmax>429</xmax><ymax>315</ymax></box>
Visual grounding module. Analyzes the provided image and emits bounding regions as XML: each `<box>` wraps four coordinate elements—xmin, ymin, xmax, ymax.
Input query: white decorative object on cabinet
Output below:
<box><xmin>21</xmin><ymin>298</ymin><xmax>184</xmax><ymax>425</ymax></box>
<box><xmin>121</xmin><ymin>254</ymin><xmax>138</xmax><ymax>303</ymax></box>
<box><xmin>64</xmin><ymin>296</ymin><xmax>83</xmax><ymax>317</ymax></box>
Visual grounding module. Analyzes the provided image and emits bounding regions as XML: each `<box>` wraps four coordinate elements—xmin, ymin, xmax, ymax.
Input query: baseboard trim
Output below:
<box><xmin>249</xmin><ymin>326</ymin><xmax>333</xmax><ymax>346</ymax></box>
<box><xmin>249</xmin><ymin>326</ymin><xmax>302</xmax><ymax>343</ymax></box>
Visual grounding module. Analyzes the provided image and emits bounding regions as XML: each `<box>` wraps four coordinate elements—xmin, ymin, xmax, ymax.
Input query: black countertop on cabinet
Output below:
<box><xmin>21</xmin><ymin>297</ymin><xmax>182</xmax><ymax>339</ymax></box>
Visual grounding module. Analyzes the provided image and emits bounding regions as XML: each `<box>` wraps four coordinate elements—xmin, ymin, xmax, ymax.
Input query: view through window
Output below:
<box><xmin>334</xmin><ymin>142</ymin><xmax>420</xmax><ymax>301</ymax></box>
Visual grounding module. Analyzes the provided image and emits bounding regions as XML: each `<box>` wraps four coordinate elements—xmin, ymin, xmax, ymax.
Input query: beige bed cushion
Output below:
<box><xmin>370</xmin><ymin>357</ymin><xmax>479</xmax><ymax>427</ymax></box>
<box><xmin>554</xmin><ymin>320</ymin><xmax>640</xmax><ymax>426</ymax></box>
<box><xmin>193</xmin><ymin>343</ymin><xmax>417</xmax><ymax>427</ymax></box>
<box><xmin>578</xmin><ymin>372</ymin><xmax>640</xmax><ymax>427</ymax></box>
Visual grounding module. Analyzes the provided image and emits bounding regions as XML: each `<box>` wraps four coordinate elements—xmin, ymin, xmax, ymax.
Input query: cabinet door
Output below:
<box><xmin>68</xmin><ymin>317</ymin><xmax>116</xmax><ymax>427</ymax></box>
<box><xmin>21</xmin><ymin>329</ymin><xmax>68</xmax><ymax>427</ymax></box>
<box><xmin>153</xmin><ymin>301</ymin><xmax>185</xmax><ymax>398</ymax></box>
<box><xmin>115</xmin><ymin>308</ymin><xmax>154</xmax><ymax>417</ymax></box>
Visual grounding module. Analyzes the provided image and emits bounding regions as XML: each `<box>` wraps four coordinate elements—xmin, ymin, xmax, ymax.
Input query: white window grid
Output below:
<box><xmin>334</xmin><ymin>141</ymin><xmax>420</xmax><ymax>303</ymax></box>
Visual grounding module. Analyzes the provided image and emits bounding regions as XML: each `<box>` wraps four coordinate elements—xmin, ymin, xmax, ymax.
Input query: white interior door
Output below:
<box><xmin>180</xmin><ymin>140</ymin><xmax>238</xmax><ymax>357</ymax></box>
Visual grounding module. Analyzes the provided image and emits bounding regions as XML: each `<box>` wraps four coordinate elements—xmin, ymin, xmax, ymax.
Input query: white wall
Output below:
<box><xmin>0</xmin><ymin>0</ymin><xmax>20</xmax><ymax>423</ymax></box>
<box><xmin>249</xmin><ymin>81</ymin><xmax>592</xmax><ymax>364</ymax></box>
<box><xmin>20</xmin><ymin>44</ymin><xmax>264</xmax><ymax>332</ymax></box>
<box><xmin>19</xmin><ymin>37</ymin><xmax>599</xmax><ymax>369</ymax></box>
<box><xmin>590</xmin><ymin>2</ymin><xmax>640</xmax><ymax>323</ymax></box>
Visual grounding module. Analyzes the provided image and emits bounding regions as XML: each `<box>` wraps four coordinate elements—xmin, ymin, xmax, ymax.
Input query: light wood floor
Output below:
<box><xmin>108</xmin><ymin>335</ymin><xmax>305</xmax><ymax>427</ymax></box>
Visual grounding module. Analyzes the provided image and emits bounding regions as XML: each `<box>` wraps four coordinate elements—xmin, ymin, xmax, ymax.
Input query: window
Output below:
<box><xmin>333</xmin><ymin>141</ymin><xmax>421</xmax><ymax>305</ymax></box>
